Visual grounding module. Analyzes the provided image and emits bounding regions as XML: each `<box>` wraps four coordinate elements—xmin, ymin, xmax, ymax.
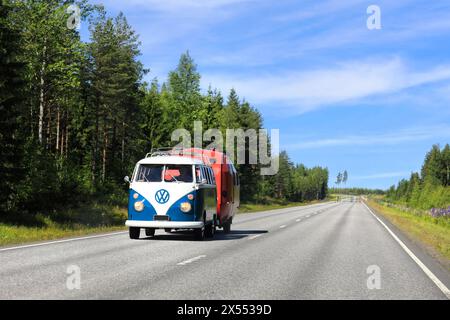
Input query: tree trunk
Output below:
<box><xmin>56</xmin><ymin>106</ymin><xmax>60</xmax><ymax>151</ymax></box>
<box><xmin>46</xmin><ymin>104</ymin><xmax>51</xmax><ymax>149</ymax></box>
<box><xmin>65</xmin><ymin>111</ymin><xmax>69</xmax><ymax>158</ymax></box>
<box><xmin>60</xmin><ymin>113</ymin><xmax>64</xmax><ymax>156</ymax></box>
<box><xmin>121</xmin><ymin>121</ymin><xmax>125</xmax><ymax>164</ymax></box>
<box><xmin>92</xmin><ymin>102</ymin><xmax>99</xmax><ymax>185</ymax></box>
<box><xmin>38</xmin><ymin>43</ymin><xmax>47</xmax><ymax>144</ymax></box>
<box><xmin>102</xmin><ymin>118</ymin><xmax>108</xmax><ymax>182</ymax></box>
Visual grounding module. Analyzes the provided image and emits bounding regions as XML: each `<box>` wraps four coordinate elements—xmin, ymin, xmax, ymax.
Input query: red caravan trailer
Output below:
<box><xmin>171</xmin><ymin>148</ymin><xmax>240</xmax><ymax>233</ymax></box>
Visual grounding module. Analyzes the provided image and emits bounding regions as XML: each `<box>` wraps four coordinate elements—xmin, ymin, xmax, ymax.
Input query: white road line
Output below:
<box><xmin>177</xmin><ymin>255</ymin><xmax>207</xmax><ymax>266</ymax></box>
<box><xmin>306</xmin><ymin>215</ymin><xmax>311</xmax><ymax>218</ymax></box>
<box><xmin>0</xmin><ymin>231</ymin><xmax>128</xmax><ymax>252</ymax></box>
<box><xmin>279</xmin><ymin>225</ymin><xmax>287</xmax><ymax>229</ymax></box>
<box><xmin>296</xmin><ymin>219</ymin><xmax>301</xmax><ymax>222</ymax></box>
<box><xmin>248</xmin><ymin>234</ymin><xmax>262</xmax><ymax>240</ymax></box>
<box><xmin>362</xmin><ymin>202</ymin><xmax>450</xmax><ymax>300</ymax></box>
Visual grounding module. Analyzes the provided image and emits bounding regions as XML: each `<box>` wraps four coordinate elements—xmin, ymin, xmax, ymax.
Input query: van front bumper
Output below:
<box><xmin>125</xmin><ymin>220</ymin><xmax>204</xmax><ymax>229</ymax></box>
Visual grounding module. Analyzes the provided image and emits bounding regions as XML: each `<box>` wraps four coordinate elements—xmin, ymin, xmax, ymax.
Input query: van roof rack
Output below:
<box><xmin>146</xmin><ymin>147</ymin><xmax>185</xmax><ymax>158</ymax></box>
<box><xmin>145</xmin><ymin>147</ymin><xmax>219</xmax><ymax>165</ymax></box>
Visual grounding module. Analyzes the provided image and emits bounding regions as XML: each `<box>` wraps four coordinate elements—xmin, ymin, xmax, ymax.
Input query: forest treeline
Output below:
<box><xmin>0</xmin><ymin>1</ymin><xmax>329</xmax><ymax>217</ymax></box>
<box><xmin>329</xmin><ymin>188</ymin><xmax>385</xmax><ymax>196</ymax></box>
<box><xmin>386</xmin><ymin>144</ymin><xmax>450</xmax><ymax>210</ymax></box>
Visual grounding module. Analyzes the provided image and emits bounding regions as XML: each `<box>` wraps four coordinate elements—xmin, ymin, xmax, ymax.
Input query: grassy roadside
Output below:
<box><xmin>366</xmin><ymin>199</ymin><xmax>450</xmax><ymax>265</ymax></box>
<box><xmin>0</xmin><ymin>204</ymin><xmax>127</xmax><ymax>247</ymax></box>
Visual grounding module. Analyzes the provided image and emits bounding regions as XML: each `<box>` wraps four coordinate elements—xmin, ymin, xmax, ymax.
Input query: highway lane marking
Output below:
<box><xmin>248</xmin><ymin>234</ymin><xmax>262</xmax><ymax>240</ymax></box>
<box><xmin>279</xmin><ymin>225</ymin><xmax>287</xmax><ymax>229</ymax></box>
<box><xmin>234</xmin><ymin>202</ymin><xmax>335</xmax><ymax>225</ymax></box>
<box><xmin>362</xmin><ymin>202</ymin><xmax>450</xmax><ymax>300</ymax></box>
<box><xmin>0</xmin><ymin>231</ymin><xmax>128</xmax><ymax>253</ymax></box>
<box><xmin>306</xmin><ymin>215</ymin><xmax>311</xmax><ymax>218</ymax></box>
<box><xmin>177</xmin><ymin>255</ymin><xmax>207</xmax><ymax>266</ymax></box>
<box><xmin>296</xmin><ymin>218</ymin><xmax>302</xmax><ymax>222</ymax></box>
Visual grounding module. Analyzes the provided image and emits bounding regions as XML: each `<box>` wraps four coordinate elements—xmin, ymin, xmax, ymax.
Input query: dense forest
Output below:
<box><xmin>0</xmin><ymin>0</ymin><xmax>329</xmax><ymax>219</ymax></box>
<box><xmin>386</xmin><ymin>144</ymin><xmax>450</xmax><ymax>210</ymax></box>
<box><xmin>329</xmin><ymin>188</ymin><xmax>385</xmax><ymax>196</ymax></box>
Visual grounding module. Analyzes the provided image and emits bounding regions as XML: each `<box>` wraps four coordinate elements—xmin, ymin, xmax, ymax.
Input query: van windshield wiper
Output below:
<box><xmin>164</xmin><ymin>167</ymin><xmax>179</xmax><ymax>183</ymax></box>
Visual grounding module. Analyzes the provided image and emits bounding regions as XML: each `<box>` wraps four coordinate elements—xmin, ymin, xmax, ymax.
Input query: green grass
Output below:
<box><xmin>367</xmin><ymin>200</ymin><xmax>450</xmax><ymax>263</ymax></box>
<box><xmin>0</xmin><ymin>204</ymin><xmax>127</xmax><ymax>247</ymax></box>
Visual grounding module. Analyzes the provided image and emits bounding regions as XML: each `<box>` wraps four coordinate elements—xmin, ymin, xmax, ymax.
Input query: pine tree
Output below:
<box><xmin>421</xmin><ymin>144</ymin><xmax>443</xmax><ymax>185</ymax></box>
<box><xmin>88</xmin><ymin>11</ymin><xmax>144</xmax><ymax>182</ymax></box>
<box><xmin>0</xmin><ymin>0</ymin><xmax>26</xmax><ymax>213</ymax></box>
<box><xmin>140</xmin><ymin>79</ymin><xmax>167</xmax><ymax>152</ymax></box>
<box><xmin>221</xmin><ymin>88</ymin><xmax>240</xmax><ymax>130</ymax></box>
<box><xmin>168</xmin><ymin>51</ymin><xmax>202</xmax><ymax>130</ymax></box>
<box><xmin>440</xmin><ymin>144</ymin><xmax>450</xmax><ymax>186</ymax></box>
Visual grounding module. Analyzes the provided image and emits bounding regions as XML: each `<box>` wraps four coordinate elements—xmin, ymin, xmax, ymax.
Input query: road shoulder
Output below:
<box><xmin>364</xmin><ymin>200</ymin><xmax>450</xmax><ymax>295</ymax></box>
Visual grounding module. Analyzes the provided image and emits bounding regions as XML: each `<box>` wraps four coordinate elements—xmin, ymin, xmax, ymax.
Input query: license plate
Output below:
<box><xmin>153</xmin><ymin>215</ymin><xmax>169</xmax><ymax>221</ymax></box>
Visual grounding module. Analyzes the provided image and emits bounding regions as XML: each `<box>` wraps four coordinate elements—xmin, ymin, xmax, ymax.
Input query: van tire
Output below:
<box><xmin>145</xmin><ymin>228</ymin><xmax>155</xmax><ymax>237</ymax></box>
<box><xmin>205</xmin><ymin>219</ymin><xmax>215</xmax><ymax>238</ymax></box>
<box><xmin>129</xmin><ymin>227</ymin><xmax>140</xmax><ymax>239</ymax></box>
<box><xmin>194</xmin><ymin>226</ymin><xmax>205</xmax><ymax>241</ymax></box>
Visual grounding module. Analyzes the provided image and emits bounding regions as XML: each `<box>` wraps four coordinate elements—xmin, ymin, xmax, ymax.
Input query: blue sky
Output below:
<box><xmin>83</xmin><ymin>0</ymin><xmax>450</xmax><ymax>189</ymax></box>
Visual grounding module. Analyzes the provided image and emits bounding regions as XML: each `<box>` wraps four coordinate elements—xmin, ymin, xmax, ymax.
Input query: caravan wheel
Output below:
<box><xmin>222</xmin><ymin>220</ymin><xmax>231</xmax><ymax>233</ymax></box>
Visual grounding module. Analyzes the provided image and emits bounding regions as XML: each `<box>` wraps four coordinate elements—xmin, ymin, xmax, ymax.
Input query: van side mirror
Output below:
<box><xmin>124</xmin><ymin>176</ymin><xmax>130</xmax><ymax>183</ymax></box>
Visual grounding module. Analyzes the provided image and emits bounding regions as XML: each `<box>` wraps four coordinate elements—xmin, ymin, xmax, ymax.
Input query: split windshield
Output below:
<box><xmin>134</xmin><ymin>164</ymin><xmax>193</xmax><ymax>183</ymax></box>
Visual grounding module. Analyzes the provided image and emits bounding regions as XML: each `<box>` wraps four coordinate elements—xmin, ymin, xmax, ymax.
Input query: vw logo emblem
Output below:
<box><xmin>155</xmin><ymin>189</ymin><xmax>170</xmax><ymax>204</ymax></box>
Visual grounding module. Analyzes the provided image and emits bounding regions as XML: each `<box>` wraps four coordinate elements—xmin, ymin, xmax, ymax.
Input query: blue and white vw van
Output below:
<box><xmin>124</xmin><ymin>154</ymin><xmax>217</xmax><ymax>240</ymax></box>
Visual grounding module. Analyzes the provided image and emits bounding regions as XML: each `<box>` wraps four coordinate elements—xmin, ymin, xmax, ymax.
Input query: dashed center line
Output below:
<box><xmin>177</xmin><ymin>255</ymin><xmax>206</xmax><ymax>266</ymax></box>
<box><xmin>296</xmin><ymin>218</ymin><xmax>301</xmax><ymax>222</ymax></box>
<box><xmin>306</xmin><ymin>215</ymin><xmax>311</xmax><ymax>218</ymax></box>
<box><xmin>248</xmin><ymin>234</ymin><xmax>262</xmax><ymax>240</ymax></box>
<box><xmin>279</xmin><ymin>225</ymin><xmax>287</xmax><ymax>229</ymax></box>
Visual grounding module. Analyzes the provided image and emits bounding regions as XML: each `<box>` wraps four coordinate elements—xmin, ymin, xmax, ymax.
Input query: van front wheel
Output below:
<box><xmin>205</xmin><ymin>220</ymin><xmax>215</xmax><ymax>238</ymax></box>
<box><xmin>145</xmin><ymin>228</ymin><xmax>155</xmax><ymax>237</ymax></box>
<box><xmin>194</xmin><ymin>226</ymin><xmax>205</xmax><ymax>241</ymax></box>
<box><xmin>129</xmin><ymin>227</ymin><xmax>140</xmax><ymax>239</ymax></box>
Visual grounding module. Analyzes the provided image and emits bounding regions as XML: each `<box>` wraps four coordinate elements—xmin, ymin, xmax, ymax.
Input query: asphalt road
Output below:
<box><xmin>1</xmin><ymin>201</ymin><xmax>449</xmax><ymax>299</ymax></box>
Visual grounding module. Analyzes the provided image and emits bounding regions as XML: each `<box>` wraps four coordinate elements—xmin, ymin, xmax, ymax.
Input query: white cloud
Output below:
<box><xmin>97</xmin><ymin>0</ymin><xmax>254</xmax><ymax>12</ymax></box>
<box><xmin>202</xmin><ymin>58</ymin><xmax>450</xmax><ymax>113</ymax></box>
<box><xmin>351</xmin><ymin>171</ymin><xmax>410</xmax><ymax>180</ymax></box>
<box><xmin>283</xmin><ymin>125</ymin><xmax>450</xmax><ymax>150</ymax></box>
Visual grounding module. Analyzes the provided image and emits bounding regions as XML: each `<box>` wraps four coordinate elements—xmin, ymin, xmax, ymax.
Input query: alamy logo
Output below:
<box><xmin>155</xmin><ymin>189</ymin><xmax>170</xmax><ymax>204</ymax></box>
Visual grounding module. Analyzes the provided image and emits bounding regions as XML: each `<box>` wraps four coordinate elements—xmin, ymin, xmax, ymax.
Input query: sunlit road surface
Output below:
<box><xmin>1</xmin><ymin>201</ymin><xmax>449</xmax><ymax>299</ymax></box>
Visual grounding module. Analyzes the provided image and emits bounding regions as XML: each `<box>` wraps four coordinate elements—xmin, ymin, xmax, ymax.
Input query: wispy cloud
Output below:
<box><xmin>283</xmin><ymin>125</ymin><xmax>450</xmax><ymax>150</ymax></box>
<box><xmin>100</xmin><ymin>0</ymin><xmax>254</xmax><ymax>12</ymax></box>
<box><xmin>203</xmin><ymin>58</ymin><xmax>450</xmax><ymax>113</ymax></box>
<box><xmin>198</xmin><ymin>1</ymin><xmax>450</xmax><ymax>68</ymax></box>
<box><xmin>351</xmin><ymin>171</ymin><xmax>410</xmax><ymax>180</ymax></box>
<box><xmin>92</xmin><ymin>0</ymin><xmax>253</xmax><ymax>50</ymax></box>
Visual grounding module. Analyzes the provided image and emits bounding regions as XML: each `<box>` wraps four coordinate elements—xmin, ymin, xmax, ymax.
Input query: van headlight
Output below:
<box><xmin>180</xmin><ymin>202</ymin><xmax>192</xmax><ymax>213</ymax></box>
<box><xmin>134</xmin><ymin>201</ymin><xmax>144</xmax><ymax>212</ymax></box>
